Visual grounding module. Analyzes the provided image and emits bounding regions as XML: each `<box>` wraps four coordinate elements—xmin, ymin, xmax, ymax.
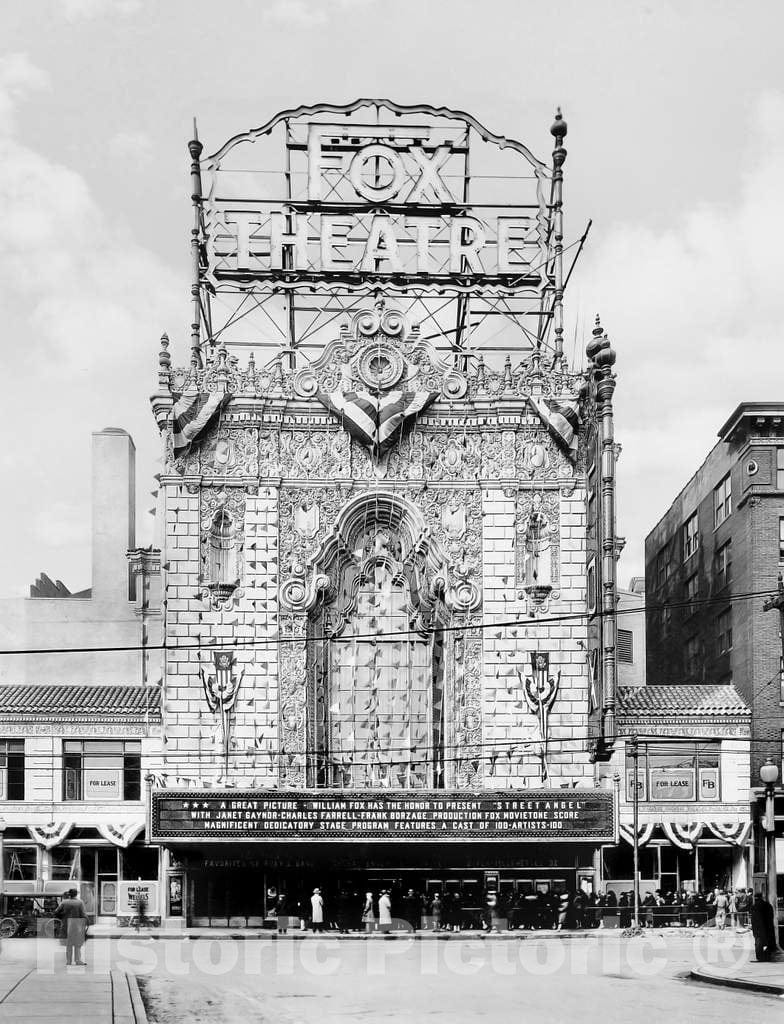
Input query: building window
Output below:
<box><xmin>625</xmin><ymin>742</ymin><xmax>720</xmax><ymax>802</ymax></box>
<box><xmin>714</xmin><ymin>541</ymin><xmax>732</xmax><ymax>590</ymax></box>
<box><xmin>714</xmin><ymin>473</ymin><xmax>731</xmax><ymax>528</ymax></box>
<box><xmin>0</xmin><ymin>740</ymin><xmax>25</xmax><ymax>801</ymax></box>
<box><xmin>617</xmin><ymin>629</ymin><xmax>633</xmax><ymax>663</ymax></box>
<box><xmin>685</xmin><ymin>572</ymin><xmax>699</xmax><ymax>613</ymax></box>
<box><xmin>587</xmin><ymin>560</ymin><xmax>597</xmax><ymax>614</ymax></box>
<box><xmin>683</xmin><ymin>513</ymin><xmax>699</xmax><ymax>561</ymax></box>
<box><xmin>716</xmin><ymin>607</ymin><xmax>733</xmax><ymax>655</ymax></box>
<box><xmin>779</xmin><ymin>517</ymin><xmax>784</xmax><ymax>562</ymax></box>
<box><xmin>3</xmin><ymin>846</ymin><xmax>38</xmax><ymax>881</ymax></box>
<box><xmin>777</xmin><ymin>448</ymin><xmax>784</xmax><ymax>490</ymax></box>
<box><xmin>63</xmin><ymin>741</ymin><xmax>141</xmax><ymax>801</ymax></box>
<box><xmin>656</xmin><ymin>546</ymin><xmax>670</xmax><ymax>590</ymax></box>
<box><xmin>685</xmin><ymin>635</ymin><xmax>701</xmax><ymax>678</ymax></box>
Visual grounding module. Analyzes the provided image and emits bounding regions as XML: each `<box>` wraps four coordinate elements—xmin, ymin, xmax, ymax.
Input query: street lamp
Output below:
<box><xmin>760</xmin><ymin>759</ymin><xmax>779</xmax><ymax>949</ymax></box>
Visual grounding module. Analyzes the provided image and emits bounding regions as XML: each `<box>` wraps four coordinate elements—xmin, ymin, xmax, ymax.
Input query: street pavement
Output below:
<box><xmin>0</xmin><ymin>932</ymin><xmax>781</xmax><ymax>1022</ymax></box>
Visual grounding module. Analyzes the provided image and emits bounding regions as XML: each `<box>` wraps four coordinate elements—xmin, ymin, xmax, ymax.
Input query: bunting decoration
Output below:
<box><xmin>706</xmin><ymin>821</ymin><xmax>751</xmax><ymax>846</ymax></box>
<box><xmin>316</xmin><ymin>389</ymin><xmax>437</xmax><ymax>455</ymax></box>
<box><xmin>172</xmin><ymin>387</ymin><xmax>229</xmax><ymax>455</ymax></box>
<box><xmin>28</xmin><ymin>822</ymin><xmax>73</xmax><ymax>850</ymax></box>
<box><xmin>619</xmin><ymin>822</ymin><xmax>655</xmax><ymax>847</ymax></box>
<box><xmin>661</xmin><ymin>821</ymin><xmax>703</xmax><ymax>849</ymax></box>
<box><xmin>96</xmin><ymin>822</ymin><xmax>145</xmax><ymax>848</ymax></box>
<box><xmin>201</xmin><ymin>650</ymin><xmax>245</xmax><ymax>778</ymax></box>
<box><xmin>522</xmin><ymin>652</ymin><xmax>560</xmax><ymax>783</ymax></box>
<box><xmin>528</xmin><ymin>396</ymin><xmax>580</xmax><ymax>460</ymax></box>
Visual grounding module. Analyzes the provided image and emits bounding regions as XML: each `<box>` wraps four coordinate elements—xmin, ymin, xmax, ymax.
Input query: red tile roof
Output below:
<box><xmin>618</xmin><ymin>684</ymin><xmax>749</xmax><ymax>717</ymax></box>
<box><xmin>0</xmin><ymin>685</ymin><xmax>161</xmax><ymax>718</ymax></box>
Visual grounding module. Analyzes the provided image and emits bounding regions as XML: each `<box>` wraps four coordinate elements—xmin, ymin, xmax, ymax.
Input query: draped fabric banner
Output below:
<box><xmin>707</xmin><ymin>821</ymin><xmax>752</xmax><ymax>846</ymax></box>
<box><xmin>661</xmin><ymin>821</ymin><xmax>703</xmax><ymax>849</ymax></box>
<box><xmin>316</xmin><ymin>389</ymin><xmax>437</xmax><ymax>454</ymax></box>
<box><xmin>96</xmin><ymin>822</ymin><xmax>145</xmax><ymax>848</ymax></box>
<box><xmin>28</xmin><ymin>822</ymin><xmax>73</xmax><ymax>850</ymax></box>
<box><xmin>619</xmin><ymin>822</ymin><xmax>655</xmax><ymax>847</ymax></box>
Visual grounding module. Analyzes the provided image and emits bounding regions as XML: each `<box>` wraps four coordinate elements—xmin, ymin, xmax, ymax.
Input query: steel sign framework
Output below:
<box><xmin>188</xmin><ymin>100</ymin><xmax>570</xmax><ymax>371</ymax></box>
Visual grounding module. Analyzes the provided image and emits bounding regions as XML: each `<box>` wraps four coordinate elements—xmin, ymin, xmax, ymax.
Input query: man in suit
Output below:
<box><xmin>54</xmin><ymin>888</ymin><xmax>88</xmax><ymax>966</ymax></box>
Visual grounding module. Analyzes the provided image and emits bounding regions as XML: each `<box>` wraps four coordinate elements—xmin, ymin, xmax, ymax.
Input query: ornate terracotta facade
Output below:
<box><xmin>151</xmin><ymin>300</ymin><xmax>613</xmax><ymax>794</ymax></box>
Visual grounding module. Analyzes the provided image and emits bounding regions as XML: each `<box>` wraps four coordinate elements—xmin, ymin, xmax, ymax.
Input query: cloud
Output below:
<box><xmin>571</xmin><ymin>90</ymin><xmax>784</xmax><ymax>581</ymax></box>
<box><xmin>109</xmin><ymin>130</ymin><xmax>154</xmax><ymax>167</ymax></box>
<box><xmin>0</xmin><ymin>55</ymin><xmax>183</xmax><ymax>595</ymax></box>
<box><xmin>58</xmin><ymin>0</ymin><xmax>141</xmax><ymax>19</ymax></box>
<box><xmin>262</xmin><ymin>0</ymin><xmax>375</xmax><ymax>28</ymax></box>
<box><xmin>0</xmin><ymin>53</ymin><xmax>48</xmax><ymax>132</ymax></box>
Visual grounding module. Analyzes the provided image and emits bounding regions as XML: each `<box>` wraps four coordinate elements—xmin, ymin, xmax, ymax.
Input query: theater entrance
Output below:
<box><xmin>174</xmin><ymin>842</ymin><xmax>594</xmax><ymax>928</ymax></box>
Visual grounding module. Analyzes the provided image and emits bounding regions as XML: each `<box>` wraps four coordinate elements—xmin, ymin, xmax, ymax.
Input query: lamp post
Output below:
<box><xmin>0</xmin><ymin>817</ymin><xmax>6</xmax><ymax>895</ymax></box>
<box><xmin>760</xmin><ymin>758</ymin><xmax>780</xmax><ymax>949</ymax></box>
<box><xmin>630</xmin><ymin>735</ymin><xmax>640</xmax><ymax>930</ymax></box>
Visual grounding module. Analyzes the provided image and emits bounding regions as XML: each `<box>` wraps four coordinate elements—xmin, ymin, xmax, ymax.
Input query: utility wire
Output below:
<box><xmin>0</xmin><ymin>585</ymin><xmax>779</xmax><ymax>658</ymax></box>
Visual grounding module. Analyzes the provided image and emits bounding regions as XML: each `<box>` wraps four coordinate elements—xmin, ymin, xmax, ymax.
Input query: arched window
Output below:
<box><xmin>311</xmin><ymin>525</ymin><xmax>445</xmax><ymax>789</ymax></box>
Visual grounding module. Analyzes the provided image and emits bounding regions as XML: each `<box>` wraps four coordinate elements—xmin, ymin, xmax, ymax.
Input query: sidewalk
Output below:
<box><xmin>691</xmin><ymin>957</ymin><xmax>784</xmax><ymax>996</ymax></box>
<box><xmin>0</xmin><ymin>959</ymin><xmax>146</xmax><ymax>1023</ymax></box>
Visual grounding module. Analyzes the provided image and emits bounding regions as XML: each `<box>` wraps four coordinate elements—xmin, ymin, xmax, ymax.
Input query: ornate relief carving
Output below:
<box><xmin>200</xmin><ymin>488</ymin><xmax>247</xmax><ymax>608</ymax></box>
<box><xmin>200</xmin><ymin>426</ymin><xmax>259</xmax><ymax>478</ymax></box>
<box><xmin>514</xmin><ymin>489</ymin><xmax>561</xmax><ymax>614</ymax></box>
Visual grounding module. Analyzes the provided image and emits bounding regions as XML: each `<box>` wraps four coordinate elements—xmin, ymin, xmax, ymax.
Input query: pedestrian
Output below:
<box><xmin>750</xmin><ymin>892</ymin><xmax>776</xmax><ymax>962</ymax></box>
<box><xmin>728</xmin><ymin>890</ymin><xmax>737</xmax><ymax>929</ymax></box>
<box><xmin>378</xmin><ymin>890</ymin><xmax>392</xmax><ymax>934</ymax></box>
<box><xmin>618</xmin><ymin>891</ymin><xmax>631</xmax><ymax>929</ymax></box>
<box><xmin>310</xmin><ymin>888</ymin><xmax>324</xmax><ymax>933</ymax></box>
<box><xmin>735</xmin><ymin>888</ymin><xmax>750</xmax><ymax>930</ymax></box>
<box><xmin>335</xmin><ymin>890</ymin><xmax>350</xmax><ymax>934</ymax></box>
<box><xmin>557</xmin><ymin>892</ymin><xmax>569</xmax><ymax>931</ymax></box>
<box><xmin>361</xmin><ymin>891</ymin><xmax>376</xmax><ymax>933</ymax></box>
<box><xmin>53</xmin><ymin>888</ymin><xmax>88</xmax><ymax>966</ymax></box>
<box><xmin>403</xmin><ymin>888</ymin><xmax>419</xmax><ymax>931</ymax></box>
<box><xmin>276</xmin><ymin>892</ymin><xmax>289</xmax><ymax>934</ymax></box>
<box><xmin>431</xmin><ymin>893</ymin><xmax>443</xmax><ymax>931</ymax></box>
<box><xmin>714</xmin><ymin>889</ymin><xmax>728</xmax><ymax>930</ymax></box>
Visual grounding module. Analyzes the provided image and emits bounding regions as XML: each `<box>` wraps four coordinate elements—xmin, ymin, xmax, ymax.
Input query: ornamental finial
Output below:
<box><xmin>158</xmin><ymin>332</ymin><xmax>171</xmax><ymax>369</ymax></box>
<box><xmin>550</xmin><ymin>107</ymin><xmax>567</xmax><ymax>143</ymax></box>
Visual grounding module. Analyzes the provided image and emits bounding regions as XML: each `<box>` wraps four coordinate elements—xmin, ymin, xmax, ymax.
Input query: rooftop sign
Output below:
<box><xmin>190</xmin><ymin>101</ymin><xmax>567</xmax><ymax>359</ymax></box>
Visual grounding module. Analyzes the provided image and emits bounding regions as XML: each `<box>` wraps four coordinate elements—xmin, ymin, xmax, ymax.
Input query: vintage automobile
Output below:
<box><xmin>0</xmin><ymin>893</ymin><xmax>63</xmax><ymax>938</ymax></box>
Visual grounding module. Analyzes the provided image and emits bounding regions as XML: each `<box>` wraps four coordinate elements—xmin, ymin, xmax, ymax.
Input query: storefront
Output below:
<box><xmin>600</xmin><ymin>685</ymin><xmax>752</xmax><ymax>896</ymax></box>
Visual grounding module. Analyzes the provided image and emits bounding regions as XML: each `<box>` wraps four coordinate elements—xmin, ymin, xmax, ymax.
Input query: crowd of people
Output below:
<box><xmin>273</xmin><ymin>884</ymin><xmax>774</xmax><ymax>938</ymax></box>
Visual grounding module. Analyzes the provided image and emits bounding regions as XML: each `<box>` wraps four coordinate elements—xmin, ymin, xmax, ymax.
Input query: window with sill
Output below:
<box><xmin>716</xmin><ymin>607</ymin><xmax>733</xmax><ymax>655</ymax></box>
<box><xmin>683</xmin><ymin>512</ymin><xmax>699</xmax><ymax>561</ymax></box>
<box><xmin>777</xmin><ymin>448</ymin><xmax>784</xmax><ymax>490</ymax></box>
<box><xmin>714</xmin><ymin>541</ymin><xmax>732</xmax><ymax>590</ymax></box>
<box><xmin>63</xmin><ymin>740</ymin><xmax>141</xmax><ymax>801</ymax></box>
<box><xmin>714</xmin><ymin>474</ymin><xmax>731</xmax><ymax>528</ymax></box>
<box><xmin>625</xmin><ymin>742</ymin><xmax>720</xmax><ymax>802</ymax></box>
<box><xmin>0</xmin><ymin>740</ymin><xmax>25</xmax><ymax>801</ymax></box>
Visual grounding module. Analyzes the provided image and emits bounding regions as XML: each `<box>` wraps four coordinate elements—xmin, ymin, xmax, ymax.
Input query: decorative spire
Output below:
<box><xmin>586</xmin><ymin>313</ymin><xmax>616</xmax><ymax>368</ymax></box>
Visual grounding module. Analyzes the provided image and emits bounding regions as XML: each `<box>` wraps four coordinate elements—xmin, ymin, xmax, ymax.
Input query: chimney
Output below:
<box><xmin>91</xmin><ymin>428</ymin><xmax>136</xmax><ymax>602</ymax></box>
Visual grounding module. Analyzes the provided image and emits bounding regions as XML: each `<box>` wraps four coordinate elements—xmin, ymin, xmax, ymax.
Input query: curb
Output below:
<box><xmin>689</xmin><ymin>968</ymin><xmax>784</xmax><ymax>997</ymax></box>
<box><xmin>112</xmin><ymin>969</ymin><xmax>149</xmax><ymax>1024</ymax></box>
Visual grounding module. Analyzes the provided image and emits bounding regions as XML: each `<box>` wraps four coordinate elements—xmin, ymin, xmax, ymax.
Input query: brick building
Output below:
<box><xmin>645</xmin><ymin>402</ymin><xmax>784</xmax><ymax>776</ymax></box>
<box><xmin>644</xmin><ymin>402</ymin><xmax>784</xmax><ymax>899</ymax></box>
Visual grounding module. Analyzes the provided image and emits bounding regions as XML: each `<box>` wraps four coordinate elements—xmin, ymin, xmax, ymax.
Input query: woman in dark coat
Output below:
<box><xmin>618</xmin><ymin>891</ymin><xmax>631</xmax><ymax>929</ymax></box>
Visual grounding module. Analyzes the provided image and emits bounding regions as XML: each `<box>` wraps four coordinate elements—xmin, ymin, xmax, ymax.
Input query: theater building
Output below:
<box><xmin>141</xmin><ymin>100</ymin><xmax>628</xmax><ymax>927</ymax></box>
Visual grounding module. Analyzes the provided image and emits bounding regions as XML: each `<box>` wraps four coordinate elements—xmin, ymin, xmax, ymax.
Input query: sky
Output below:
<box><xmin>2</xmin><ymin>0</ymin><xmax>784</xmax><ymax>597</ymax></box>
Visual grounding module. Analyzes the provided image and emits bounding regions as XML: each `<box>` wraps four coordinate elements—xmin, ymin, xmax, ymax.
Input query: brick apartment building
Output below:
<box><xmin>644</xmin><ymin>401</ymin><xmax>784</xmax><ymax>779</ymax></box>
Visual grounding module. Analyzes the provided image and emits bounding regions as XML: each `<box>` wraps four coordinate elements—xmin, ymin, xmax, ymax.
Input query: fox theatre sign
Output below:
<box><xmin>201</xmin><ymin>100</ymin><xmax>555</xmax><ymax>295</ymax></box>
<box><xmin>150</xmin><ymin>790</ymin><xmax>616</xmax><ymax>843</ymax></box>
